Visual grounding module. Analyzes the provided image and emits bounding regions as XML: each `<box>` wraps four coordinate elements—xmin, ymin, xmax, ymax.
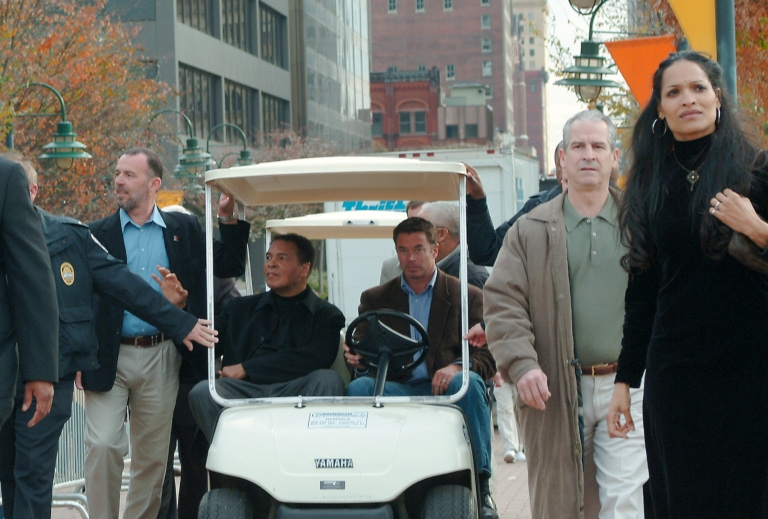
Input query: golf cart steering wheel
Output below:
<box><xmin>345</xmin><ymin>310</ymin><xmax>429</xmax><ymax>375</ymax></box>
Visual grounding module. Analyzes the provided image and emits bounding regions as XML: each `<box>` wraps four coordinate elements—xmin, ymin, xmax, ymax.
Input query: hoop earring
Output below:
<box><xmin>716</xmin><ymin>107</ymin><xmax>721</xmax><ymax>128</ymax></box>
<box><xmin>652</xmin><ymin>118</ymin><xmax>667</xmax><ymax>137</ymax></box>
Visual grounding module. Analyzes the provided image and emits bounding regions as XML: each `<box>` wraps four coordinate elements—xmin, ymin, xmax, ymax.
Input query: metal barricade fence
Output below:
<box><xmin>51</xmin><ymin>388</ymin><xmax>89</xmax><ymax>519</ymax></box>
<box><xmin>1</xmin><ymin>389</ymin><xmax>172</xmax><ymax>518</ymax></box>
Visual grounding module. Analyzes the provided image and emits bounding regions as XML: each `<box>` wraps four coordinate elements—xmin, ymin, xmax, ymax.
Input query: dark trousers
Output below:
<box><xmin>189</xmin><ymin>369</ymin><xmax>345</xmax><ymax>444</ymax></box>
<box><xmin>157</xmin><ymin>382</ymin><xmax>209</xmax><ymax>519</ymax></box>
<box><xmin>0</xmin><ymin>374</ymin><xmax>75</xmax><ymax>519</ymax></box>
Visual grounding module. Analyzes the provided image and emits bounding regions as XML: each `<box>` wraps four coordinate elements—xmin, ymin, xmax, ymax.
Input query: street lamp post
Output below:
<box><xmin>148</xmin><ymin>109</ymin><xmax>216</xmax><ymax>179</ymax></box>
<box><xmin>6</xmin><ymin>82</ymin><xmax>92</xmax><ymax>170</ymax></box>
<box><xmin>554</xmin><ymin>0</ymin><xmax>620</xmax><ymax>105</ymax></box>
<box><xmin>205</xmin><ymin>123</ymin><xmax>254</xmax><ymax>168</ymax></box>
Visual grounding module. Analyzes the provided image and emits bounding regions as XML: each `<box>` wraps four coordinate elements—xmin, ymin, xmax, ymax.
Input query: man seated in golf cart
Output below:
<box><xmin>343</xmin><ymin>217</ymin><xmax>499</xmax><ymax>519</ymax></box>
<box><xmin>189</xmin><ymin>233</ymin><xmax>346</xmax><ymax>442</ymax></box>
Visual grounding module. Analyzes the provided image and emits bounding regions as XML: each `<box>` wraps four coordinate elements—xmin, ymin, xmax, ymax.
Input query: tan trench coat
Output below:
<box><xmin>483</xmin><ymin>188</ymin><xmax>623</xmax><ymax>518</ymax></box>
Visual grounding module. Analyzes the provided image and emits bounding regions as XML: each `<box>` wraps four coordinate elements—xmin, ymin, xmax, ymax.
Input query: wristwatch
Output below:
<box><xmin>216</xmin><ymin>213</ymin><xmax>237</xmax><ymax>224</ymax></box>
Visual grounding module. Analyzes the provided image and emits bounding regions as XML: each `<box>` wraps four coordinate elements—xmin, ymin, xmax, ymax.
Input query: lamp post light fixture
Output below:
<box><xmin>205</xmin><ymin>123</ymin><xmax>254</xmax><ymax>168</ymax></box>
<box><xmin>7</xmin><ymin>82</ymin><xmax>92</xmax><ymax>170</ymax></box>
<box><xmin>148</xmin><ymin>109</ymin><xmax>216</xmax><ymax>179</ymax></box>
<box><xmin>555</xmin><ymin>0</ymin><xmax>620</xmax><ymax>105</ymax></box>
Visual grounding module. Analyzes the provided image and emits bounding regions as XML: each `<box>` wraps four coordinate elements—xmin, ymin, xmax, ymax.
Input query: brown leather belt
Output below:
<box><xmin>580</xmin><ymin>362</ymin><xmax>618</xmax><ymax>377</ymax></box>
<box><xmin>120</xmin><ymin>333</ymin><xmax>167</xmax><ymax>347</ymax></box>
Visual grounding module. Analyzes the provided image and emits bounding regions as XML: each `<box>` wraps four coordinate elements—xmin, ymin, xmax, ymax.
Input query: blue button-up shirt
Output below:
<box><xmin>401</xmin><ymin>268</ymin><xmax>437</xmax><ymax>383</ymax></box>
<box><xmin>120</xmin><ymin>206</ymin><xmax>169</xmax><ymax>336</ymax></box>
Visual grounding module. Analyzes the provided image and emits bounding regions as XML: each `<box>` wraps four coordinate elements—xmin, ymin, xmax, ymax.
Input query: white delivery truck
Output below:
<box><xmin>323</xmin><ymin>148</ymin><xmax>540</xmax><ymax>325</ymax></box>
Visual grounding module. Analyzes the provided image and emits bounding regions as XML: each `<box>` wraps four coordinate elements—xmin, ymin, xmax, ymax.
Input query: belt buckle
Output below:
<box><xmin>591</xmin><ymin>363</ymin><xmax>608</xmax><ymax>377</ymax></box>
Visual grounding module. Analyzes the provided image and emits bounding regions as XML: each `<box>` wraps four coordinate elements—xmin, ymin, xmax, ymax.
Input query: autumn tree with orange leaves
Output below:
<box><xmin>0</xmin><ymin>0</ymin><xmax>174</xmax><ymax>221</ymax></box>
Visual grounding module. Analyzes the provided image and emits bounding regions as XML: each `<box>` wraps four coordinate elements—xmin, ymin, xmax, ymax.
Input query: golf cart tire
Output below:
<box><xmin>198</xmin><ymin>488</ymin><xmax>253</xmax><ymax>519</ymax></box>
<box><xmin>421</xmin><ymin>485</ymin><xmax>477</xmax><ymax>519</ymax></box>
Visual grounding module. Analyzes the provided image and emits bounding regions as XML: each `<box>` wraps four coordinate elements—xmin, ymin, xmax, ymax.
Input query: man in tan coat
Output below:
<box><xmin>483</xmin><ymin>110</ymin><xmax>647</xmax><ymax>518</ymax></box>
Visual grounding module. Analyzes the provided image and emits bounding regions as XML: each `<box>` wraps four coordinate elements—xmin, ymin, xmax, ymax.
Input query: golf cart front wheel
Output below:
<box><xmin>198</xmin><ymin>488</ymin><xmax>253</xmax><ymax>518</ymax></box>
<box><xmin>421</xmin><ymin>484</ymin><xmax>477</xmax><ymax>519</ymax></box>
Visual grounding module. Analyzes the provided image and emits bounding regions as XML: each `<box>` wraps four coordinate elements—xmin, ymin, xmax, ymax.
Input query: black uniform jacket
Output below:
<box><xmin>37</xmin><ymin>208</ymin><xmax>200</xmax><ymax>379</ymax></box>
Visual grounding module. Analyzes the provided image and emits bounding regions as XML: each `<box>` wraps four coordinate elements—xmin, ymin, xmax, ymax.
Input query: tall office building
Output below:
<box><xmin>370</xmin><ymin>0</ymin><xmax>516</xmax><ymax>137</ymax></box>
<box><xmin>105</xmin><ymin>0</ymin><xmax>371</xmax><ymax>156</ymax></box>
<box><xmin>512</xmin><ymin>0</ymin><xmax>548</xmax><ymax>176</ymax></box>
<box><xmin>289</xmin><ymin>0</ymin><xmax>372</xmax><ymax>151</ymax></box>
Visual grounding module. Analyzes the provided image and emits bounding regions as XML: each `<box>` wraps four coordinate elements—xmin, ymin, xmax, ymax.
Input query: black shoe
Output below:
<box><xmin>481</xmin><ymin>492</ymin><xmax>499</xmax><ymax>519</ymax></box>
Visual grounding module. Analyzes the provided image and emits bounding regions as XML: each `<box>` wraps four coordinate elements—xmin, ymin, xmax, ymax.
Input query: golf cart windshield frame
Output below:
<box><xmin>203</xmin><ymin>156</ymin><xmax>472</xmax><ymax>408</ymax></box>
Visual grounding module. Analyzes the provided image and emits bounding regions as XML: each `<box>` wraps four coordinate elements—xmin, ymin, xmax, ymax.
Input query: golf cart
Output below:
<box><xmin>199</xmin><ymin>156</ymin><xmax>480</xmax><ymax>518</ymax></box>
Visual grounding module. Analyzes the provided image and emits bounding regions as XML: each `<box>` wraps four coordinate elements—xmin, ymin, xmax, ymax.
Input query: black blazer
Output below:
<box><xmin>83</xmin><ymin>209</ymin><xmax>250</xmax><ymax>391</ymax></box>
<box><xmin>218</xmin><ymin>288</ymin><xmax>345</xmax><ymax>385</ymax></box>
<box><xmin>0</xmin><ymin>158</ymin><xmax>59</xmax><ymax>425</ymax></box>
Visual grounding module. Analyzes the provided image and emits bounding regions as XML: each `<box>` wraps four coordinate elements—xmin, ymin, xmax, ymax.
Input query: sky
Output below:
<box><xmin>544</xmin><ymin>1</ymin><xmax>589</xmax><ymax>174</ymax></box>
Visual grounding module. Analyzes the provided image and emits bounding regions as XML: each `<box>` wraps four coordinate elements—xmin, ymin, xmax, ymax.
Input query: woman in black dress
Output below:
<box><xmin>607</xmin><ymin>51</ymin><xmax>768</xmax><ymax>517</ymax></box>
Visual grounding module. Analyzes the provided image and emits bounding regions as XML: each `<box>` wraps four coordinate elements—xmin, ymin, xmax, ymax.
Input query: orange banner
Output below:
<box><xmin>157</xmin><ymin>190</ymin><xmax>184</xmax><ymax>208</ymax></box>
<box><xmin>605</xmin><ymin>35</ymin><xmax>677</xmax><ymax>109</ymax></box>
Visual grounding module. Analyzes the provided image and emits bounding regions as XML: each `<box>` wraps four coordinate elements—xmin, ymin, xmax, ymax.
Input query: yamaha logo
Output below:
<box><xmin>315</xmin><ymin>458</ymin><xmax>354</xmax><ymax>469</ymax></box>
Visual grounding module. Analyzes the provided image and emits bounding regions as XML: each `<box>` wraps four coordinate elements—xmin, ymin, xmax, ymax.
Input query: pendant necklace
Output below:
<box><xmin>672</xmin><ymin>149</ymin><xmax>708</xmax><ymax>192</ymax></box>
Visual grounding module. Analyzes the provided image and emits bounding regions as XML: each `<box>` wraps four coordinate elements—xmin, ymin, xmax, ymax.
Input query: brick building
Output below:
<box><xmin>370</xmin><ymin>68</ymin><xmax>493</xmax><ymax>151</ymax></box>
<box><xmin>370</xmin><ymin>0</ymin><xmax>515</xmax><ymax>136</ymax></box>
<box><xmin>370</xmin><ymin>68</ymin><xmax>441</xmax><ymax>151</ymax></box>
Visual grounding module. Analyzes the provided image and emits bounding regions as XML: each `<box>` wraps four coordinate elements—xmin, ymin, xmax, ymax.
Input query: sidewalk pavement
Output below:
<box><xmin>50</xmin><ymin>428</ymin><xmax>532</xmax><ymax>519</ymax></box>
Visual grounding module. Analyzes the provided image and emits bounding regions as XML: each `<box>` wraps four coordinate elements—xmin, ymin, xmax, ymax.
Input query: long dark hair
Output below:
<box><xmin>619</xmin><ymin>50</ymin><xmax>765</xmax><ymax>271</ymax></box>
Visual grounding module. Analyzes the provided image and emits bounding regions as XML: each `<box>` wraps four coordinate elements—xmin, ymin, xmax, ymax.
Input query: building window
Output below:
<box><xmin>177</xmin><ymin>0</ymin><xmax>212</xmax><ymax>35</ymax></box>
<box><xmin>178</xmin><ymin>64</ymin><xmax>217</xmax><ymax>142</ymax></box>
<box><xmin>482</xmin><ymin>37</ymin><xmax>491</xmax><ymax>53</ymax></box>
<box><xmin>398</xmin><ymin>111</ymin><xmax>427</xmax><ymax>135</ymax></box>
<box><xmin>399</xmin><ymin>112</ymin><xmax>411</xmax><ymax>134</ymax></box>
<box><xmin>530</xmin><ymin>60</ymin><xmax>535</xmax><ymax>69</ymax></box>
<box><xmin>482</xmin><ymin>61</ymin><xmax>492</xmax><ymax>76</ymax></box>
<box><xmin>485</xmin><ymin>85</ymin><xmax>492</xmax><ymax>98</ymax></box>
<box><xmin>388</xmin><ymin>0</ymin><xmax>396</xmax><ymax>12</ymax></box>
<box><xmin>262</xmin><ymin>93</ymin><xmax>290</xmax><ymax>135</ymax></box>
<box><xmin>528</xmin><ymin>12</ymin><xmax>534</xmax><ymax>20</ymax></box>
<box><xmin>372</xmin><ymin>112</ymin><xmax>383</xmax><ymax>136</ymax></box>
<box><xmin>222</xmin><ymin>0</ymin><xmax>252</xmax><ymax>53</ymax></box>
<box><xmin>224</xmin><ymin>80</ymin><xmax>258</xmax><ymax>144</ymax></box>
<box><xmin>481</xmin><ymin>0</ymin><xmax>490</xmax><ymax>5</ymax></box>
<box><xmin>444</xmin><ymin>0</ymin><xmax>452</xmax><ymax>10</ymax></box>
<box><xmin>481</xmin><ymin>15</ymin><xmax>491</xmax><ymax>29</ymax></box>
<box><xmin>446</xmin><ymin>125</ymin><xmax>459</xmax><ymax>139</ymax></box>
<box><xmin>418</xmin><ymin>65</ymin><xmax>427</xmax><ymax>72</ymax></box>
<box><xmin>446</xmin><ymin>64</ymin><xmax>455</xmax><ymax>80</ymax></box>
<box><xmin>415</xmin><ymin>0</ymin><xmax>424</xmax><ymax>12</ymax></box>
<box><xmin>529</xmin><ymin>36</ymin><xmax>535</xmax><ymax>44</ymax></box>
<box><xmin>414</xmin><ymin>112</ymin><xmax>427</xmax><ymax>134</ymax></box>
<box><xmin>465</xmin><ymin>124</ymin><xmax>479</xmax><ymax>138</ymax></box>
<box><xmin>529</xmin><ymin>49</ymin><xmax>535</xmax><ymax>56</ymax></box>
<box><xmin>260</xmin><ymin>4</ymin><xmax>288</xmax><ymax>69</ymax></box>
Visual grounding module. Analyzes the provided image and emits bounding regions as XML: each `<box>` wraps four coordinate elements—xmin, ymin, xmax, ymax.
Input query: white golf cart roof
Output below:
<box><xmin>206</xmin><ymin>155</ymin><xmax>466</xmax><ymax>205</ymax></box>
<box><xmin>203</xmin><ymin>155</ymin><xmax>471</xmax><ymax>407</ymax></box>
<box><xmin>266</xmin><ymin>210</ymin><xmax>405</xmax><ymax>240</ymax></box>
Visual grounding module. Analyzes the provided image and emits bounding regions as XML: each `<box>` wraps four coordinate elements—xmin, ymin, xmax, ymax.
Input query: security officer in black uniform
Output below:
<box><xmin>0</xmin><ymin>156</ymin><xmax>217</xmax><ymax>519</ymax></box>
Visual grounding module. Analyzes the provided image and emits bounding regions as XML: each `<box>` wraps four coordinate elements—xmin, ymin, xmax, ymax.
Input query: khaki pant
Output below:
<box><xmin>84</xmin><ymin>340</ymin><xmax>181</xmax><ymax>519</ymax></box>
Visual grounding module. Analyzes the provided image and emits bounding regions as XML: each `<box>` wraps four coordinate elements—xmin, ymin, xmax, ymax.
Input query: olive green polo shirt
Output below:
<box><xmin>563</xmin><ymin>194</ymin><xmax>628</xmax><ymax>366</ymax></box>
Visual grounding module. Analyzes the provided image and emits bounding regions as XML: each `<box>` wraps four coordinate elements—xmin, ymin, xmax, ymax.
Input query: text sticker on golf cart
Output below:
<box><xmin>308</xmin><ymin>412</ymin><xmax>368</xmax><ymax>429</ymax></box>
